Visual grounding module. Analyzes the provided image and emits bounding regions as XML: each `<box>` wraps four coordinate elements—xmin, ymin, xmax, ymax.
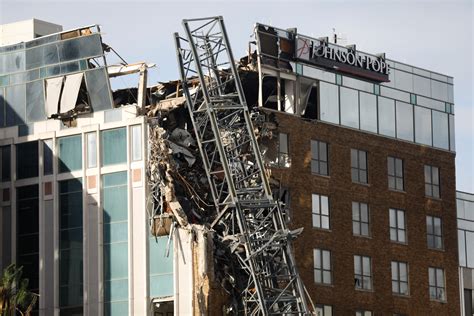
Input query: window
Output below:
<box><xmin>16</xmin><ymin>185</ymin><xmax>39</xmax><ymax>295</ymax></box>
<box><xmin>103</xmin><ymin>171</ymin><xmax>129</xmax><ymax>314</ymax></box>
<box><xmin>356</xmin><ymin>311</ymin><xmax>372</xmax><ymax>316</ymax></box>
<box><xmin>391</xmin><ymin>261</ymin><xmax>409</xmax><ymax>295</ymax></box>
<box><xmin>312</xmin><ymin>194</ymin><xmax>330</xmax><ymax>229</ymax></box>
<box><xmin>352</xmin><ymin>202</ymin><xmax>370</xmax><ymax>237</ymax></box>
<box><xmin>276</xmin><ymin>132</ymin><xmax>290</xmax><ymax>168</ymax></box>
<box><xmin>425</xmin><ymin>165</ymin><xmax>440</xmax><ymax>198</ymax></box>
<box><xmin>354</xmin><ymin>255</ymin><xmax>372</xmax><ymax>290</ymax></box>
<box><xmin>313</xmin><ymin>249</ymin><xmax>332</xmax><ymax>285</ymax></box>
<box><xmin>427</xmin><ymin>216</ymin><xmax>443</xmax><ymax>249</ymax></box>
<box><xmin>388</xmin><ymin>157</ymin><xmax>404</xmax><ymax>191</ymax></box>
<box><xmin>102</xmin><ymin>128</ymin><xmax>127</xmax><ymax>166</ymax></box>
<box><xmin>86</xmin><ymin>132</ymin><xmax>97</xmax><ymax>168</ymax></box>
<box><xmin>1</xmin><ymin>145</ymin><xmax>11</xmax><ymax>181</ymax></box>
<box><xmin>16</xmin><ymin>141</ymin><xmax>39</xmax><ymax>179</ymax></box>
<box><xmin>429</xmin><ymin>267</ymin><xmax>446</xmax><ymax>301</ymax></box>
<box><xmin>58</xmin><ymin>135</ymin><xmax>82</xmax><ymax>173</ymax></box>
<box><xmin>131</xmin><ymin>125</ymin><xmax>142</xmax><ymax>161</ymax></box>
<box><xmin>315</xmin><ymin>304</ymin><xmax>332</xmax><ymax>316</ymax></box>
<box><xmin>351</xmin><ymin>149</ymin><xmax>368</xmax><ymax>184</ymax></box>
<box><xmin>390</xmin><ymin>208</ymin><xmax>407</xmax><ymax>243</ymax></box>
<box><xmin>59</xmin><ymin>179</ymin><xmax>83</xmax><ymax>309</ymax></box>
<box><xmin>43</xmin><ymin>140</ymin><xmax>53</xmax><ymax>175</ymax></box>
<box><xmin>311</xmin><ymin>140</ymin><xmax>328</xmax><ymax>176</ymax></box>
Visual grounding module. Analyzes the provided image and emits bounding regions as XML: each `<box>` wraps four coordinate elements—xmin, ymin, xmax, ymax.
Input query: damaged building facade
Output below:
<box><xmin>0</xmin><ymin>16</ymin><xmax>463</xmax><ymax>316</ymax></box>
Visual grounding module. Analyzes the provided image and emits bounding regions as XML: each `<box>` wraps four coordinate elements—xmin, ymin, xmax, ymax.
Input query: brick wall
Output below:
<box><xmin>265</xmin><ymin>110</ymin><xmax>460</xmax><ymax>315</ymax></box>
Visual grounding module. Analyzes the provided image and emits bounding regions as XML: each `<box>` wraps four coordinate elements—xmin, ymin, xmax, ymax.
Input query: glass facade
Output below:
<box><xmin>457</xmin><ymin>192</ymin><xmax>474</xmax><ymax>268</ymax></box>
<box><xmin>59</xmin><ymin>179</ymin><xmax>83</xmax><ymax>310</ymax></box>
<box><xmin>0</xmin><ymin>29</ymin><xmax>112</xmax><ymax>127</ymax></box>
<box><xmin>103</xmin><ymin>171</ymin><xmax>128</xmax><ymax>316</ymax></box>
<box><xmin>276</xmin><ymin>58</ymin><xmax>455</xmax><ymax>152</ymax></box>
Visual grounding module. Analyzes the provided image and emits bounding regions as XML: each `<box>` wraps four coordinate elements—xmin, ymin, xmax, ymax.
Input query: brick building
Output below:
<box><xmin>250</xmin><ymin>23</ymin><xmax>459</xmax><ymax>315</ymax></box>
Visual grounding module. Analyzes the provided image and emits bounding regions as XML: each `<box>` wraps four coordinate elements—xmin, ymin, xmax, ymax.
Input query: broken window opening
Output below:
<box><xmin>299</xmin><ymin>78</ymin><xmax>319</xmax><ymax>119</ymax></box>
<box><xmin>262</xmin><ymin>76</ymin><xmax>278</xmax><ymax>110</ymax></box>
<box><xmin>44</xmin><ymin>73</ymin><xmax>91</xmax><ymax>122</ymax></box>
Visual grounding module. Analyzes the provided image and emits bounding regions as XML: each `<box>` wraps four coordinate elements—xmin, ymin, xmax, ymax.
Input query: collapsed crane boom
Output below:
<box><xmin>174</xmin><ymin>16</ymin><xmax>309</xmax><ymax>315</ymax></box>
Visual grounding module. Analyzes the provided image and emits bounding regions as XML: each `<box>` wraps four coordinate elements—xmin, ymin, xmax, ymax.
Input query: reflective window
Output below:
<box><xmin>394</xmin><ymin>70</ymin><xmax>413</xmax><ymax>93</ymax></box>
<box><xmin>431</xmin><ymin>80</ymin><xmax>448</xmax><ymax>101</ymax></box>
<box><xmin>315</xmin><ymin>304</ymin><xmax>332</xmax><ymax>316</ymax></box>
<box><xmin>427</xmin><ymin>216</ymin><xmax>443</xmax><ymax>250</ymax></box>
<box><xmin>312</xmin><ymin>194</ymin><xmax>330</xmax><ymax>230</ymax></box>
<box><xmin>86</xmin><ymin>132</ymin><xmax>97</xmax><ymax>168</ymax></box>
<box><xmin>355</xmin><ymin>311</ymin><xmax>372</xmax><ymax>316</ymax></box>
<box><xmin>378</xmin><ymin>97</ymin><xmax>395</xmax><ymax>137</ymax></box>
<box><xmin>415</xmin><ymin>106</ymin><xmax>432</xmax><ymax>146</ymax></box>
<box><xmin>102</xmin><ymin>128</ymin><xmax>127</xmax><ymax>166</ymax></box>
<box><xmin>449</xmin><ymin>114</ymin><xmax>455</xmax><ymax>151</ymax></box>
<box><xmin>319</xmin><ymin>82</ymin><xmax>339</xmax><ymax>124</ymax></box>
<box><xmin>352</xmin><ymin>202</ymin><xmax>369</xmax><ymax>237</ymax></box>
<box><xmin>131</xmin><ymin>125</ymin><xmax>142</xmax><ymax>161</ymax></box>
<box><xmin>396</xmin><ymin>101</ymin><xmax>414</xmax><ymax>141</ymax></box>
<box><xmin>85</xmin><ymin>68</ymin><xmax>113</xmax><ymax>111</ymax></box>
<box><xmin>432</xmin><ymin>111</ymin><xmax>449</xmax><ymax>150</ymax></box>
<box><xmin>429</xmin><ymin>267</ymin><xmax>446</xmax><ymax>301</ymax></box>
<box><xmin>314</xmin><ymin>249</ymin><xmax>332</xmax><ymax>285</ymax></box>
<box><xmin>59</xmin><ymin>178</ymin><xmax>83</xmax><ymax>308</ymax></box>
<box><xmin>103</xmin><ymin>171</ymin><xmax>128</xmax><ymax>314</ymax></box>
<box><xmin>1</xmin><ymin>145</ymin><xmax>11</xmax><ymax>181</ymax></box>
<box><xmin>380</xmin><ymin>86</ymin><xmax>410</xmax><ymax>103</ymax></box>
<box><xmin>59</xmin><ymin>135</ymin><xmax>82</xmax><ymax>173</ymax></box>
<box><xmin>351</xmin><ymin>149</ymin><xmax>368</xmax><ymax>184</ymax></box>
<box><xmin>149</xmin><ymin>236</ymin><xmax>174</xmax><ymax>298</ymax></box>
<box><xmin>390</xmin><ymin>208</ymin><xmax>406</xmax><ymax>243</ymax></box>
<box><xmin>311</xmin><ymin>140</ymin><xmax>328</xmax><ymax>176</ymax></box>
<box><xmin>388</xmin><ymin>157</ymin><xmax>404</xmax><ymax>191</ymax></box>
<box><xmin>43</xmin><ymin>139</ymin><xmax>53</xmax><ymax>175</ymax></box>
<box><xmin>359</xmin><ymin>92</ymin><xmax>377</xmax><ymax>133</ymax></box>
<box><xmin>16</xmin><ymin>141</ymin><xmax>38</xmax><ymax>179</ymax></box>
<box><xmin>391</xmin><ymin>261</ymin><xmax>409</xmax><ymax>295</ymax></box>
<box><xmin>413</xmin><ymin>75</ymin><xmax>431</xmax><ymax>97</ymax></box>
<box><xmin>354</xmin><ymin>255</ymin><xmax>372</xmax><ymax>290</ymax></box>
<box><xmin>16</xmin><ymin>185</ymin><xmax>39</xmax><ymax>295</ymax></box>
<box><xmin>424</xmin><ymin>165</ymin><xmax>440</xmax><ymax>198</ymax></box>
<box><xmin>340</xmin><ymin>87</ymin><xmax>359</xmax><ymax>128</ymax></box>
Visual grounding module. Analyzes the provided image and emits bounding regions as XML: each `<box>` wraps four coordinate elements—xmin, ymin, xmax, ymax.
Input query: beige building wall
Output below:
<box><xmin>0</xmin><ymin>19</ymin><xmax>62</xmax><ymax>45</ymax></box>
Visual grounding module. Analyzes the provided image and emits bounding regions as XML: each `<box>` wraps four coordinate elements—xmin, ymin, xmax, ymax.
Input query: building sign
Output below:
<box><xmin>296</xmin><ymin>36</ymin><xmax>390</xmax><ymax>82</ymax></box>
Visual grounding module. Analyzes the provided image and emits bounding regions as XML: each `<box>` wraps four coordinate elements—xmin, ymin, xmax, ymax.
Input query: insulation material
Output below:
<box><xmin>60</xmin><ymin>73</ymin><xmax>84</xmax><ymax>113</ymax></box>
<box><xmin>298</xmin><ymin>77</ymin><xmax>315</xmax><ymax>116</ymax></box>
<box><xmin>45</xmin><ymin>76</ymin><xmax>64</xmax><ymax>117</ymax></box>
<box><xmin>284</xmin><ymin>79</ymin><xmax>295</xmax><ymax>114</ymax></box>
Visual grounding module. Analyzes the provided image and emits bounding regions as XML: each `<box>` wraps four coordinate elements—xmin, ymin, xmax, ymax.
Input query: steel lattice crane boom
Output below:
<box><xmin>174</xmin><ymin>16</ymin><xmax>310</xmax><ymax>315</ymax></box>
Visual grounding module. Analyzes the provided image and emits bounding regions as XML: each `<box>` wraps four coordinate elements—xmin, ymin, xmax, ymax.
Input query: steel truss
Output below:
<box><xmin>174</xmin><ymin>16</ymin><xmax>309</xmax><ymax>315</ymax></box>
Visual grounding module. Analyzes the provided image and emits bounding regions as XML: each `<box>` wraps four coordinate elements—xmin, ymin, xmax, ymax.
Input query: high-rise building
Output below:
<box><xmin>0</xmin><ymin>18</ymin><xmax>463</xmax><ymax>316</ymax></box>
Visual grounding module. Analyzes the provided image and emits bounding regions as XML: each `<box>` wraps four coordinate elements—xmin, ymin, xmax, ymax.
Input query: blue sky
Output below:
<box><xmin>1</xmin><ymin>0</ymin><xmax>473</xmax><ymax>192</ymax></box>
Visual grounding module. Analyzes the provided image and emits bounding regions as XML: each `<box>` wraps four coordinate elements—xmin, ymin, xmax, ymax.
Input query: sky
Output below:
<box><xmin>1</xmin><ymin>0</ymin><xmax>473</xmax><ymax>192</ymax></box>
